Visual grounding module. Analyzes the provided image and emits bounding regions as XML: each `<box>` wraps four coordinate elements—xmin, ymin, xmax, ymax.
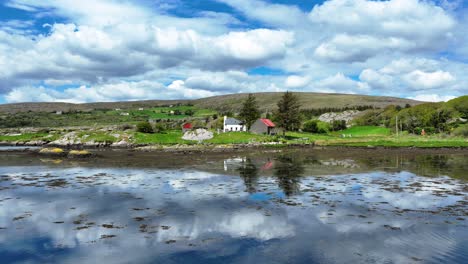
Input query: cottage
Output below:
<box><xmin>223</xmin><ymin>116</ymin><xmax>246</xmax><ymax>132</ymax></box>
<box><xmin>250</xmin><ymin>118</ymin><xmax>277</xmax><ymax>135</ymax></box>
<box><xmin>182</xmin><ymin>123</ymin><xmax>193</xmax><ymax>132</ymax></box>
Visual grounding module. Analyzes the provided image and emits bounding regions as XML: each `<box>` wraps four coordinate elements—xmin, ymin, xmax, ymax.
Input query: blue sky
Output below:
<box><xmin>0</xmin><ymin>0</ymin><xmax>467</xmax><ymax>104</ymax></box>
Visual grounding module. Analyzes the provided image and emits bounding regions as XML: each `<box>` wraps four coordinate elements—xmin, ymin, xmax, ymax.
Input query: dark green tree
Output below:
<box><xmin>275</xmin><ymin>91</ymin><xmax>302</xmax><ymax>135</ymax></box>
<box><xmin>239</xmin><ymin>94</ymin><xmax>261</xmax><ymax>130</ymax></box>
<box><xmin>136</xmin><ymin>121</ymin><xmax>154</xmax><ymax>133</ymax></box>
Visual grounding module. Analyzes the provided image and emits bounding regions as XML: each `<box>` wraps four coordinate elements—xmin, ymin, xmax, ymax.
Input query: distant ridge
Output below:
<box><xmin>0</xmin><ymin>92</ymin><xmax>423</xmax><ymax>114</ymax></box>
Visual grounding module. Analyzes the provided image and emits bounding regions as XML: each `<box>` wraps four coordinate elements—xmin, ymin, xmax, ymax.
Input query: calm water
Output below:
<box><xmin>0</xmin><ymin>149</ymin><xmax>467</xmax><ymax>264</ymax></box>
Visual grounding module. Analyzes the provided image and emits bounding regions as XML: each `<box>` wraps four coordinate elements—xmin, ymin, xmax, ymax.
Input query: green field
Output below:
<box><xmin>0</xmin><ymin>133</ymin><xmax>59</xmax><ymax>142</ymax></box>
<box><xmin>332</xmin><ymin>126</ymin><xmax>391</xmax><ymax>137</ymax></box>
<box><xmin>206</xmin><ymin>132</ymin><xmax>272</xmax><ymax>144</ymax></box>
<box><xmin>126</xmin><ymin>106</ymin><xmax>216</xmax><ymax>120</ymax></box>
<box><xmin>134</xmin><ymin>131</ymin><xmax>192</xmax><ymax>145</ymax></box>
<box><xmin>1</xmin><ymin>126</ymin><xmax>467</xmax><ymax>148</ymax></box>
<box><xmin>0</xmin><ymin>106</ymin><xmax>217</xmax><ymax>128</ymax></box>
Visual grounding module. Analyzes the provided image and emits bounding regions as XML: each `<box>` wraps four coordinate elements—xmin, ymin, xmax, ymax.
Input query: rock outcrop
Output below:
<box><xmin>182</xmin><ymin>129</ymin><xmax>213</xmax><ymax>141</ymax></box>
<box><xmin>318</xmin><ymin>110</ymin><xmax>361</xmax><ymax>124</ymax></box>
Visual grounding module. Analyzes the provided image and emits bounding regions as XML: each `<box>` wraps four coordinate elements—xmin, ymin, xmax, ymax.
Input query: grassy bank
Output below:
<box><xmin>1</xmin><ymin>126</ymin><xmax>467</xmax><ymax>148</ymax></box>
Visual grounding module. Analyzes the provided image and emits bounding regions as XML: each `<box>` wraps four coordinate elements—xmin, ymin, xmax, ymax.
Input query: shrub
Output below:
<box><xmin>452</xmin><ymin>125</ymin><xmax>468</xmax><ymax>137</ymax></box>
<box><xmin>136</xmin><ymin>122</ymin><xmax>154</xmax><ymax>133</ymax></box>
<box><xmin>303</xmin><ymin>120</ymin><xmax>319</xmax><ymax>133</ymax></box>
<box><xmin>118</xmin><ymin>124</ymin><xmax>133</xmax><ymax>131</ymax></box>
<box><xmin>154</xmin><ymin>123</ymin><xmax>166</xmax><ymax>133</ymax></box>
<box><xmin>331</xmin><ymin>120</ymin><xmax>347</xmax><ymax>131</ymax></box>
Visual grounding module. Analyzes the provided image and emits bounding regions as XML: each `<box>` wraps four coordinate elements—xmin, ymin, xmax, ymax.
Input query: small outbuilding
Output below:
<box><xmin>182</xmin><ymin>123</ymin><xmax>193</xmax><ymax>132</ymax></box>
<box><xmin>250</xmin><ymin>118</ymin><xmax>277</xmax><ymax>135</ymax></box>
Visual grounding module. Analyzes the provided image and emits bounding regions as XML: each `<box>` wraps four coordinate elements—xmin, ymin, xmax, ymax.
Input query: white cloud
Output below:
<box><xmin>403</xmin><ymin>70</ymin><xmax>455</xmax><ymax>90</ymax></box>
<box><xmin>0</xmin><ymin>0</ymin><xmax>466</xmax><ymax>103</ymax></box>
<box><xmin>310</xmin><ymin>0</ymin><xmax>455</xmax><ymax>62</ymax></box>
<box><xmin>314</xmin><ymin>34</ymin><xmax>415</xmax><ymax>62</ymax></box>
<box><xmin>0</xmin><ymin>23</ymin><xmax>293</xmax><ymax>93</ymax></box>
<box><xmin>359</xmin><ymin>69</ymin><xmax>394</xmax><ymax>90</ymax></box>
<box><xmin>314</xmin><ymin>73</ymin><xmax>369</xmax><ymax>94</ymax></box>
<box><xmin>285</xmin><ymin>75</ymin><xmax>310</xmax><ymax>89</ymax></box>
<box><xmin>5</xmin><ymin>80</ymin><xmax>217</xmax><ymax>103</ymax></box>
<box><xmin>358</xmin><ymin>58</ymin><xmax>459</xmax><ymax>93</ymax></box>
<box><xmin>409</xmin><ymin>94</ymin><xmax>456</xmax><ymax>102</ymax></box>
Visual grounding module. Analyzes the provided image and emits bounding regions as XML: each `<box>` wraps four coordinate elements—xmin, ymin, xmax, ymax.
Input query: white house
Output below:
<box><xmin>223</xmin><ymin>116</ymin><xmax>246</xmax><ymax>132</ymax></box>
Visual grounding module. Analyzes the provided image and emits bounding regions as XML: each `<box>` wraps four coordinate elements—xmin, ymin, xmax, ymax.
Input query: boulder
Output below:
<box><xmin>111</xmin><ymin>140</ymin><xmax>131</xmax><ymax>148</ymax></box>
<box><xmin>182</xmin><ymin>129</ymin><xmax>213</xmax><ymax>141</ymax></box>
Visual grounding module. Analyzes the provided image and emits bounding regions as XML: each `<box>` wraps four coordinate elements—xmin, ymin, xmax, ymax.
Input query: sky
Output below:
<box><xmin>0</xmin><ymin>0</ymin><xmax>467</xmax><ymax>104</ymax></box>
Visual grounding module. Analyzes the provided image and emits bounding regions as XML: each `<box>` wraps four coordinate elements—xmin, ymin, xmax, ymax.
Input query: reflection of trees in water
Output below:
<box><xmin>274</xmin><ymin>154</ymin><xmax>305</xmax><ymax>197</ymax></box>
<box><xmin>238</xmin><ymin>158</ymin><xmax>259</xmax><ymax>193</ymax></box>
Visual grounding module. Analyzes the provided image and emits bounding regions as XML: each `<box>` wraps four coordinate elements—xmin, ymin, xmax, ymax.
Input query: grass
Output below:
<box><xmin>0</xmin><ymin>106</ymin><xmax>218</xmax><ymax>128</ymax></box>
<box><xmin>134</xmin><ymin>131</ymin><xmax>192</xmax><ymax>145</ymax></box>
<box><xmin>1</xmin><ymin>126</ymin><xmax>466</xmax><ymax>148</ymax></box>
<box><xmin>127</xmin><ymin>106</ymin><xmax>216</xmax><ymax>120</ymax></box>
<box><xmin>0</xmin><ymin>133</ymin><xmax>57</xmax><ymax>142</ymax></box>
<box><xmin>207</xmin><ymin>132</ymin><xmax>271</xmax><ymax>144</ymax></box>
<box><xmin>82</xmin><ymin>132</ymin><xmax>119</xmax><ymax>143</ymax></box>
<box><xmin>333</xmin><ymin>126</ymin><xmax>391</xmax><ymax>137</ymax></box>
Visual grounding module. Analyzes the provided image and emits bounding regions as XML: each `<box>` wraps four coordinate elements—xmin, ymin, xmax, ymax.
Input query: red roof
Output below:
<box><xmin>183</xmin><ymin>123</ymin><xmax>193</xmax><ymax>129</ymax></box>
<box><xmin>260</xmin><ymin>119</ymin><xmax>275</xmax><ymax>127</ymax></box>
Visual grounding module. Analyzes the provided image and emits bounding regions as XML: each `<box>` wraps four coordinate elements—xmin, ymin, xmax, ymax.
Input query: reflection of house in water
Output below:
<box><xmin>223</xmin><ymin>157</ymin><xmax>246</xmax><ymax>171</ymax></box>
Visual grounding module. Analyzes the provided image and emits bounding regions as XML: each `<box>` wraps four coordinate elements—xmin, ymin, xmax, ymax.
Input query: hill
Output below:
<box><xmin>0</xmin><ymin>92</ymin><xmax>422</xmax><ymax>114</ymax></box>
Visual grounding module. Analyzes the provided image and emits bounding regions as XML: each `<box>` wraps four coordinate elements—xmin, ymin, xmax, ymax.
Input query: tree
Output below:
<box><xmin>275</xmin><ymin>91</ymin><xmax>302</xmax><ymax>135</ymax></box>
<box><xmin>303</xmin><ymin>120</ymin><xmax>319</xmax><ymax>133</ymax></box>
<box><xmin>136</xmin><ymin>121</ymin><xmax>154</xmax><ymax>133</ymax></box>
<box><xmin>184</xmin><ymin>109</ymin><xmax>195</xmax><ymax>116</ymax></box>
<box><xmin>239</xmin><ymin>94</ymin><xmax>261</xmax><ymax>130</ymax></box>
<box><xmin>330</xmin><ymin>120</ymin><xmax>347</xmax><ymax>131</ymax></box>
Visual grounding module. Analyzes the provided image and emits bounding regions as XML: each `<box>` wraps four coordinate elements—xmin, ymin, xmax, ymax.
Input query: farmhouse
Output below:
<box><xmin>223</xmin><ymin>116</ymin><xmax>246</xmax><ymax>132</ymax></box>
<box><xmin>250</xmin><ymin>118</ymin><xmax>277</xmax><ymax>135</ymax></box>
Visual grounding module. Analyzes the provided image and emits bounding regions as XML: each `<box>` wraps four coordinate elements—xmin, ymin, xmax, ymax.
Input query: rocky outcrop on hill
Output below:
<box><xmin>318</xmin><ymin>110</ymin><xmax>361</xmax><ymax>124</ymax></box>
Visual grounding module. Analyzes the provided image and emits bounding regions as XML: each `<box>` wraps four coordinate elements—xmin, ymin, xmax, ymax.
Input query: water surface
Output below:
<box><xmin>0</xmin><ymin>149</ymin><xmax>467</xmax><ymax>264</ymax></box>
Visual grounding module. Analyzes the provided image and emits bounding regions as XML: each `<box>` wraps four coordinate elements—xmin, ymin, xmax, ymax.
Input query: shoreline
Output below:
<box><xmin>1</xmin><ymin>142</ymin><xmax>468</xmax><ymax>154</ymax></box>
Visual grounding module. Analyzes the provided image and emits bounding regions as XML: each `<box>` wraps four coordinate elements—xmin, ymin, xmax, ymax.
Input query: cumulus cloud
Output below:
<box><xmin>409</xmin><ymin>94</ymin><xmax>457</xmax><ymax>102</ymax></box>
<box><xmin>403</xmin><ymin>70</ymin><xmax>455</xmax><ymax>90</ymax></box>
<box><xmin>0</xmin><ymin>0</ymin><xmax>466</xmax><ymax>103</ymax></box>
<box><xmin>314</xmin><ymin>34</ymin><xmax>415</xmax><ymax>62</ymax></box>
<box><xmin>315</xmin><ymin>73</ymin><xmax>369</xmax><ymax>94</ymax></box>
<box><xmin>358</xmin><ymin>58</ymin><xmax>459</xmax><ymax>94</ymax></box>
<box><xmin>285</xmin><ymin>75</ymin><xmax>310</xmax><ymax>89</ymax></box>
<box><xmin>310</xmin><ymin>0</ymin><xmax>455</xmax><ymax>62</ymax></box>
<box><xmin>5</xmin><ymin>80</ymin><xmax>217</xmax><ymax>103</ymax></box>
<box><xmin>0</xmin><ymin>23</ymin><xmax>293</xmax><ymax>94</ymax></box>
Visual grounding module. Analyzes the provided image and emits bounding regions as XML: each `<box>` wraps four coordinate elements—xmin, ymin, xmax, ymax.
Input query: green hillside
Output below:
<box><xmin>0</xmin><ymin>92</ymin><xmax>422</xmax><ymax>114</ymax></box>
